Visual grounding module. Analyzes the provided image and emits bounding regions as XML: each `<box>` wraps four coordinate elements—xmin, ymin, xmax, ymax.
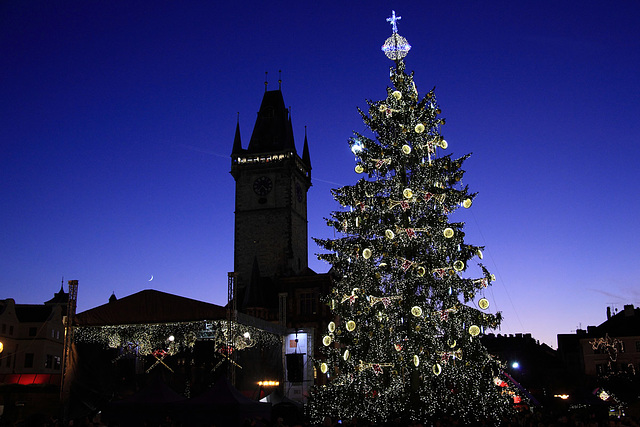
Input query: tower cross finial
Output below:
<box><xmin>387</xmin><ymin>10</ymin><xmax>401</xmax><ymax>34</ymax></box>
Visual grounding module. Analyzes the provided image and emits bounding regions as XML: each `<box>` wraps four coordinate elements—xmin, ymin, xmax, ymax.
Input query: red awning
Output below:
<box><xmin>0</xmin><ymin>373</ymin><xmax>61</xmax><ymax>386</ymax></box>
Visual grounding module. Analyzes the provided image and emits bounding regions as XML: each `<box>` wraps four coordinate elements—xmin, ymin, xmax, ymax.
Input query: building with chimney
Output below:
<box><xmin>558</xmin><ymin>304</ymin><xmax>640</xmax><ymax>379</ymax></box>
<box><xmin>0</xmin><ymin>284</ymin><xmax>69</xmax><ymax>421</ymax></box>
<box><xmin>557</xmin><ymin>304</ymin><xmax>640</xmax><ymax>413</ymax></box>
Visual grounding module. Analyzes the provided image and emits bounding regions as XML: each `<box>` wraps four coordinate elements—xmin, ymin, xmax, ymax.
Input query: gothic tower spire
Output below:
<box><xmin>230</xmin><ymin>84</ymin><xmax>312</xmax><ymax>294</ymax></box>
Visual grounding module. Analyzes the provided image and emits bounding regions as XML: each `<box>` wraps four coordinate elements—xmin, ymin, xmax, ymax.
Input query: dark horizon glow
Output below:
<box><xmin>2</xmin><ymin>1</ymin><xmax>639</xmax><ymax>349</ymax></box>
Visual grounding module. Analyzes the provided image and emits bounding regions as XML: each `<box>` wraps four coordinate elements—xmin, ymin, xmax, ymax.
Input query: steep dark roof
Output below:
<box><xmin>75</xmin><ymin>289</ymin><xmax>227</xmax><ymax>326</ymax></box>
<box><xmin>14</xmin><ymin>305</ymin><xmax>56</xmax><ymax>322</ymax></box>
<box><xmin>235</xmin><ymin>258</ymin><xmax>279</xmax><ymax>312</ymax></box>
<box><xmin>44</xmin><ymin>285</ymin><xmax>68</xmax><ymax>305</ymax></box>
<box><xmin>247</xmin><ymin>90</ymin><xmax>296</xmax><ymax>154</ymax></box>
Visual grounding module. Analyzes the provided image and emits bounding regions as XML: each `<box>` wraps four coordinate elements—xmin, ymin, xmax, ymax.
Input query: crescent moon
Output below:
<box><xmin>148</xmin><ymin>275</ymin><xmax>154</xmax><ymax>281</ymax></box>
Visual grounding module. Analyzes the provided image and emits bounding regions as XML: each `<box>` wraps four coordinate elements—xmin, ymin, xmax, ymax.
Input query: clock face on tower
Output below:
<box><xmin>253</xmin><ymin>176</ymin><xmax>273</xmax><ymax>196</ymax></box>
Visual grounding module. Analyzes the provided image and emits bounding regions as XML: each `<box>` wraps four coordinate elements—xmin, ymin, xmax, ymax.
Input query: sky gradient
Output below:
<box><xmin>2</xmin><ymin>1</ymin><xmax>640</xmax><ymax>349</ymax></box>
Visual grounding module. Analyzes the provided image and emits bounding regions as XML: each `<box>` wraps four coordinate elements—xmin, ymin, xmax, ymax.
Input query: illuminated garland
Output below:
<box><xmin>74</xmin><ymin>320</ymin><xmax>279</xmax><ymax>356</ymax></box>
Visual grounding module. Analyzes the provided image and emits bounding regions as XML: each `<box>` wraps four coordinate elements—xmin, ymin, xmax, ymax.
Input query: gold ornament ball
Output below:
<box><xmin>328</xmin><ymin>321</ymin><xmax>336</xmax><ymax>332</ymax></box>
<box><xmin>436</xmin><ymin>108</ymin><xmax>442</xmax><ymax>115</ymax></box>
<box><xmin>462</xmin><ymin>198</ymin><xmax>472</xmax><ymax>208</ymax></box>
<box><xmin>362</xmin><ymin>248</ymin><xmax>372</xmax><ymax>259</ymax></box>
<box><xmin>403</xmin><ymin>188</ymin><xmax>413</xmax><ymax>199</ymax></box>
<box><xmin>453</xmin><ymin>260</ymin><xmax>465</xmax><ymax>271</ymax></box>
<box><xmin>433</xmin><ymin>364</ymin><xmax>442</xmax><ymax>375</ymax></box>
<box><xmin>392</xmin><ymin>90</ymin><xmax>402</xmax><ymax>100</ymax></box>
<box><xmin>476</xmin><ymin>249</ymin><xmax>483</xmax><ymax>259</ymax></box>
<box><xmin>413</xmin><ymin>355</ymin><xmax>420</xmax><ymax>367</ymax></box>
<box><xmin>439</xmin><ymin>139</ymin><xmax>448</xmax><ymax>149</ymax></box>
<box><xmin>322</xmin><ymin>335</ymin><xmax>332</xmax><ymax>346</ymax></box>
<box><xmin>355</xmin><ymin>165</ymin><xmax>364</xmax><ymax>174</ymax></box>
<box><xmin>385</xmin><ymin>229</ymin><xmax>395</xmax><ymax>240</ymax></box>
<box><xmin>414</xmin><ymin>123</ymin><xmax>425</xmax><ymax>133</ymax></box>
<box><xmin>346</xmin><ymin>320</ymin><xmax>356</xmax><ymax>331</ymax></box>
<box><xmin>343</xmin><ymin>349</ymin><xmax>350</xmax><ymax>361</ymax></box>
<box><xmin>320</xmin><ymin>362</ymin><xmax>328</xmax><ymax>374</ymax></box>
<box><xmin>411</xmin><ymin>306</ymin><xmax>423</xmax><ymax>317</ymax></box>
<box><xmin>443</xmin><ymin>228</ymin><xmax>454</xmax><ymax>239</ymax></box>
<box><xmin>402</xmin><ymin>144</ymin><xmax>411</xmax><ymax>154</ymax></box>
<box><xmin>417</xmin><ymin>266</ymin><xmax>426</xmax><ymax>277</ymax></box>
<box><xmin>469</xmin><ymin>325</ymin><xmax>481</xmax><ymax>336</ymax></box>
<box><xmin>478</xmin><ymin>298</ymin><xmax>490</xmax><ymax>310</ymax></box>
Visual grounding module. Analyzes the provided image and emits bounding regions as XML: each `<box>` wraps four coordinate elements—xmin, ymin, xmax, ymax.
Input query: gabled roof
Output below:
<box><xmin>75</xmin><ymin>289</ymin><xmax>227</xmax><ymax>326</ymax></box>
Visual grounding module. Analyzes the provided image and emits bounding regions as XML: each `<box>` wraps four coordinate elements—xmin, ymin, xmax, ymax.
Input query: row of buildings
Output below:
<box><xmin>2</xmin><ymin>284</ymin><xmax>639</xmax><ymax>422</ymax></box>
<box><xmin>2</xmin><ymin>87</ymin><xmax>639</xmax><ymax>423</ymax></box>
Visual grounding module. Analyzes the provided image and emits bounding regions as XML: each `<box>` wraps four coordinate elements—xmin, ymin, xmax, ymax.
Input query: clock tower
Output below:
<box><xmin>230</xmin><ymin>88</ymin><xmax>312</xmax><ymax>299</ymax></box>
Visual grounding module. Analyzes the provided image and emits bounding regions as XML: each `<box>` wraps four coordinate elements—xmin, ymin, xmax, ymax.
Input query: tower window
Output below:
<box><xmin>299</xmin><ymin>292</ymin><xmax>317</xmax><ymax>315</ymax></box>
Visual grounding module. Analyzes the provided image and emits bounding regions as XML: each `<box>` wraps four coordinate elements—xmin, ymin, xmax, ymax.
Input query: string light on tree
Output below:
<box><xmin>307</xmin><ymin>11</ymin><xmax>515</xmax><ymax>425</ymax></box>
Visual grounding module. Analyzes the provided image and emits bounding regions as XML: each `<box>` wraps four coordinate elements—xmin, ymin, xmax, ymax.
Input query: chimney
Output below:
<box><xmin>624</xmin><ymin>304</ymin><xmax>635</xmax><ymax>317</ymax></box>
<box><xmin>607</xmin><ymin>306</ymin><xmax>611</xmax><ymax>320</ymax></box>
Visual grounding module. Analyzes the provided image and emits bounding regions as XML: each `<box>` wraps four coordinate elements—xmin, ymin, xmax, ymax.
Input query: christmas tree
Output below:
<box><xmin>307</xmin><ymin>12</ymin><xmax>516</xmax><ymax>425</ymax></box>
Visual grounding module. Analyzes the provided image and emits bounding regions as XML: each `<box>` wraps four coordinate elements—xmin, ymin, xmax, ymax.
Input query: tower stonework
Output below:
<box><xmin>230</xmin><ymin>89</ymin><xmax>312</xmax><ymax>296</ymax></box>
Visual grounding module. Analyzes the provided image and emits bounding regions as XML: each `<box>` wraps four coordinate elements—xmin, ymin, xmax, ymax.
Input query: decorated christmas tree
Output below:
<box><xmin>307</xmin><ymin>11</ymin><xmax>516</xmax><ymax>425</ymax></box>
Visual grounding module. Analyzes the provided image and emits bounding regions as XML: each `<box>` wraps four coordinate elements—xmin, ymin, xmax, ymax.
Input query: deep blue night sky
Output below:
<box><xmin>2</xmin><ymin>1</ymin><xmax>640</xmax><ymax>348</ymax></box>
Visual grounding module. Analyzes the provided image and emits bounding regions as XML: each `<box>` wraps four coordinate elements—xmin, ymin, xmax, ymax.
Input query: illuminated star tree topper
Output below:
<box><xmin>382</xmin><ymin>10</ymin><xmax>411</xmax><ymax>60</ymax></box>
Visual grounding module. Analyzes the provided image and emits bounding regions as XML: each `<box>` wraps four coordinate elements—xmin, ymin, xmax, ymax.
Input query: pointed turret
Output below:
<box><xmin>302</xmin><ymin>127</ymin><xmax>312</xmax><ymax>174</ymax></box>
<box><xmin>231</xmin><ymin>117</ymin><xmax>243</xmax><ymax>156</ymax></box>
